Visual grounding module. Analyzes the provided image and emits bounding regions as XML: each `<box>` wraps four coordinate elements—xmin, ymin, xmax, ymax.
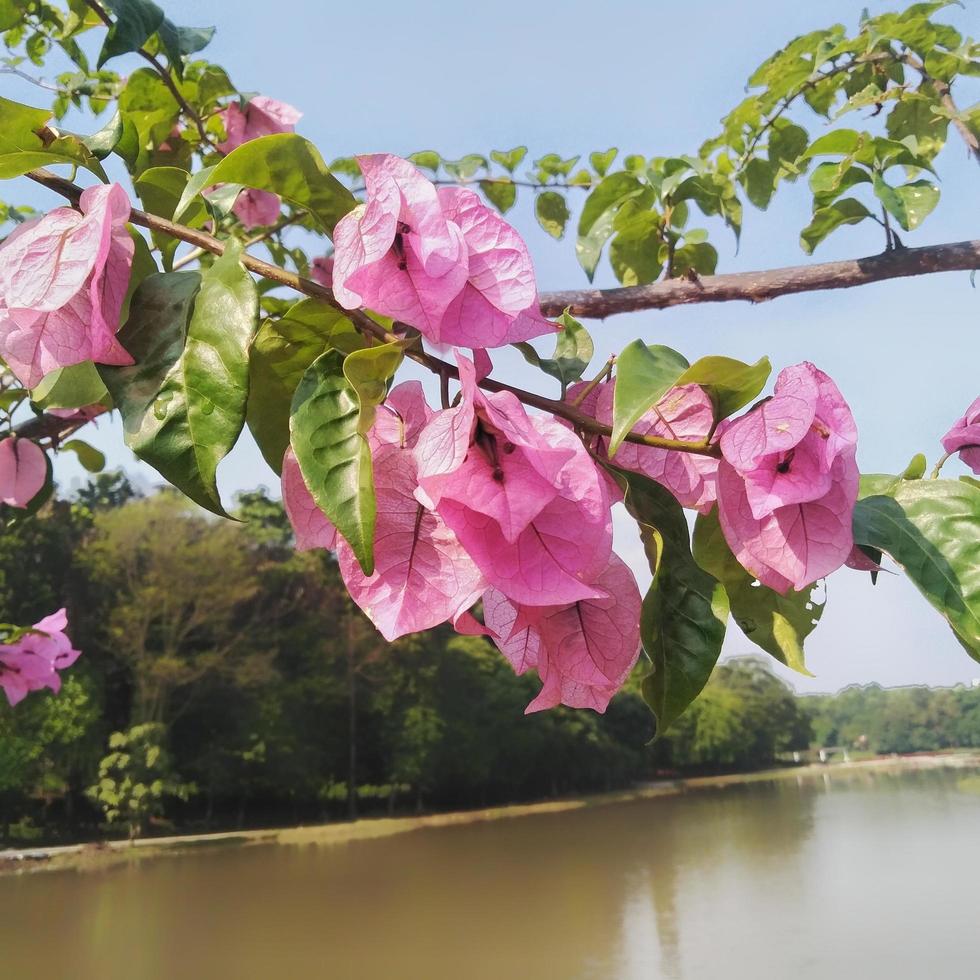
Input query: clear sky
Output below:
<box><xmin>7</xmin><ymin>0</ymin><xmax>979</xmax><ymax>693</ymax></box>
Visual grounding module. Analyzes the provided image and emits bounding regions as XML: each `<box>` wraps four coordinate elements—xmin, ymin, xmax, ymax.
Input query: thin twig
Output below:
<box><xmin>171</xmin><ymin>212</ymin><xmax>308</xmax><ymax>271</ymax></box>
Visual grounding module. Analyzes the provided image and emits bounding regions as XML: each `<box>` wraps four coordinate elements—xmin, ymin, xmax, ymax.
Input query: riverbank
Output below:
<box><xmin>4</xmin><ymin>751</ymin><xmax>978</xmax><ymax>877</ymax></box>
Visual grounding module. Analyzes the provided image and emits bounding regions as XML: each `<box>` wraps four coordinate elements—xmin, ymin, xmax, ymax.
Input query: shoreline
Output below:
<box><xmin>3</xmin><ymin>751</ymin><xmax>978</xmax><ymax>877</ymax></box>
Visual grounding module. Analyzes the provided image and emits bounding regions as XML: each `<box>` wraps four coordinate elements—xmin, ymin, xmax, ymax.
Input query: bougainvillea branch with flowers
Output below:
<box><xmin>0</xmin><ymin>0</ymin><xmax>978</xmax><ymax>731</ymax></box>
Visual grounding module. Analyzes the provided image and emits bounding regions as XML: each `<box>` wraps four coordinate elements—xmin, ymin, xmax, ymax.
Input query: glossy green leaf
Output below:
<box><xmin>98</xmin><ymin>0</ymin><xmax>164</xmax><ymax>69</ymax></box>
<box><xmin>101</xmin><ymin>245</ymin><xmax>257</xmax><ymax>517</ymax></box>
<box><xmin>873</xmin><ymin>176</ymin><xmax>940</xmax><ymax>232</ymax></box>
<box><xmin>134</xmin><ymin>166</ymin><xmax>210</xmax><ymax>269</ymax></box>
<box><xmin>480</xmin><ymin>179</ymin><xmax>516</xmax><ymax>214</ymax></box>
<box><xmin>83</xmin><ymin>110</ymin><xmax>124</xmax><ymax>159</ymax></box>
<box><xmin>675</xmin><ymin>355</ymin><xmax>771</xmax><ymax>419</ymax></box>
<box><xmin>616</xmin><ymin>470</ymin><xmax>729</xmax><ymax>735</ymax></box>
<box><xmin>609</xmin><ymin>210</ymin><xmax>663</xmax><ymax>285</ymax></box>
<box><xmin>247</xmin><ymin>299</ymin><xmax>356</xmax><ymax>473</ymax></box>
<box><xmin>157</xmin><ymin>21</ymin><xmax>215</xmax><ymax>77</ymax></box>
<box><xmin>577</xmin><ymin>173</ymin><xmax>654</xmax><ymax>279</ymax></box>
<box><xmin>800</xmin><ymin>198</ymin><xmax>871</xmax><ymax>254</ymax></box>
<box><xmin>693</xmin><ymin>509</ymin><xmax>820</xmax><ymax>675</ymax></box>
<box><xmin>514</xmin><ymin>311</ymin><xmax>593</xmax><ymax>394</ymax></box>
<box><xmin>32</xmin><ymin>362</ymin><xmax>109</xmax><ymax>410</ymax></box>
<box><xmin>535</xmin><ymin>191</ymin><xmax>570</xmax><ymax>239</ymax></box>
<box><xmin>343</xmin><ymin>342</ymin><xmax>405</xmax><ymax>435</ymax></box>
<box><xmin>609</xmin><ymin>341</ymin><xmax>689</xmax><ymax>456</ymax></box>
<box><xmin>290</xmin><ymin>350</ymin><xmax>376</xmax><ymax>575</ymax></box>
<box><xmin>853</xmin><ymin>479</ymin><xmax>980</xmax><ymax>659</ymax></box>
<box><xmin>0</xmin><ymin>96</ymin><xmax>108</xmax><ymax>180</ymax></box>
<box><xmin>900</xmin><ymin>453</ymin><xmax>928</xmax><ymax>481</ymax></box>
<box><xmin>61</xmin><ymin>439</ymin><xmax>106</xmax><ymax>474</ymax></box>
<box><xmin>176</xmin><ymin>134</ymin><xmax>356</xmax><ymax>233</ymax></box>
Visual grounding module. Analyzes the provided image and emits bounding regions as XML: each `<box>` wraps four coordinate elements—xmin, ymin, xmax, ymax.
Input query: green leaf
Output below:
<box><xmin>742</xmin><ymin>157</ymin><xmax>775</xmax><ymax>209</ymax></box>
<box><xmin>853</xmin><ymin>479</ymin><xmax>980</xmax><ymax>658</ymax></box>
<box><xmin>175</xmin><ymin>135</ymin><xmax>356</xmax><ymax>234</ymax></box>
<box><xmin>83</xmin><ymin>109</ymin><xmax>124</xmax><ymax>159</ymax></box>
<box><xmin>247</xmin><ymin>299</ymin><xmax>356</xmax><ymax>473</ymax></box>
<box><xmin>0</xmin><ymin>0</ymin><xmax>21</xmax><ymax>30</ymax></box>
<box><xmin>134</xmin><ymin>166</ymin><xmax>210</xmax><ymax>269</ymax></box>
<box><xmin>480</xmin><ymin>178</ymin><xmax>516</xmax><ymax>214</ymax></box>
<box><xmin>98</xmin><ymin>0</ymin><xmax>164</xmax><ymax>69</ymax></box>
<box><xmin>32</xmin><ymin>362</ymin><xmax>110</xmax><ymax>410</ymax></box>
<box><xmin>342</xmin><ymin>342</ymin><xmax>405</xmax><ymax>435</ymax></box>
<box><xmin>61</xmin><ymin>439</ymin><xmax>106</xmax><ymax>474</ymax></box>
<box><xmin>157</xmin><ymin>21</ymin><xmax>215</xmax><ymax>78</ymax></box>
<box><xmin>407</xmin><ymin>150</ymin><xmax>440</xmax><ymax>173</ymax></box>
<box><xmin>693</xmin><ymin>509</ymin><xmax>820</xmax><ymax>675</ymax></box>
<box><xmin>900</xmin><ymin>453</ymin><xmax>928</xmax><ymax>480</ymax></box>
<box><xmin>101</xmin><ymin>244</ymin><xmax>257</xmax><ymax>517</ymax></box>
<box><xmin>800</xmin><ymin>198</ymin><xmax>871</xmax><ymax>254</ymax></box>
<box><xmin>609</xmin><ymin>341</ymin><xmax>689</xmax><ymax>456</ymax></box>
<box><xmin>808</xmin><ymin>161</ymin><xmax>872</xmax><ymax>204</ymax></box>
<box><xmin>514</xmin><ymin>311</ymin><xmax>593</xmax><ymax>394</ymax></box>
<box><xmin>671</xmin><ymin>242</ymin><xmax>718</xmax><ymax>277</ymax></box>
<box><xmin>0</xmin><ymin>96</ymin><xmax>109</xmax><ymax>180</ymax></box>
<box><xmin>609</xmin><ymin>210</ymin><xmax>663</xmax><ymax>286</ymax></box>
<box><xmin>872</xmin><ymin>176</ymin><xmax>940</xmax><ymax>232</ymax></box>
<box><xmin>443</xmin><ymin>154</ymin><xmax>488</xmax><ymax>181</ymax></box>
<box><xmin>675</xmin><ymin>355</ymin><xmax>771</xmax><ymax>419</ymax></box>
<box><xmin>535</xmin><ymin>191</ymin><xmax>570</xmax><ymax>239</ymax></box>
<box><xmin>490</xmin><ymin>146</ymin><xmax>527</xmax><ymax>173</ymax></box>
<box><xmin>589</xmin><ymin>147</ymin><xmax>618</xmax><ymax>177</ymax></box>
<box><xmin>577</xmin><ymin>173</ymin><xmax>654</xmax><ymax>279</ymax></box>
<box><xmin>803</xmin><ymin>129</ymin><xmax>865</xmax><ymax>158</ymax></box>
<box><xmin>616</xmin><ymin>470</ymin><xmax>729</xmax><ymax>735</ymax></box>
<box><xmin>290</xmin><ymin>350</ymin><xmax>376</xmax><ymax>575</ymax></box>
<box><xmin>886</xmin><ymin>94</ymin><xmax>949</xmax><ymax>161</ymax></box>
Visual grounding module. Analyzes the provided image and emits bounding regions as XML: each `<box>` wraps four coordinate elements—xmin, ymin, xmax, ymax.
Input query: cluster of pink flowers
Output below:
<box><xmin>0</xmin><ymin>609</ymin><xmax>81</xmax><ymax>706</ymax></box>
<box><xmin>285</xmin><ymin>359</ymin><xmax>642</xmax><ymax>713</ymax></box>
<box><xmin>217</xmin><ymin>95</ymin><xmax>302</xmax><ymax>230</ymax></box>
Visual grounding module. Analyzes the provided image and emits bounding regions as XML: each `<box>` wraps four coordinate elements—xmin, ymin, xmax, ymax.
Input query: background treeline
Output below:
<box><xmin>0</xmin><ymin>477</ymin><xmax>975</xmax><ymax>844</ymax></box>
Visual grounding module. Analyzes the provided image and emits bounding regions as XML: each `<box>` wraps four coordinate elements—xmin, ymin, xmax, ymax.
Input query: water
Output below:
<box><xmin>2</xmin><ymin>767</ymin><xmax>979</xmax><ymax>979</ymax></box>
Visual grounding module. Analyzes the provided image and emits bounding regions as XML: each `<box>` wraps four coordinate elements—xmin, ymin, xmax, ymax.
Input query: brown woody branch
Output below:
<box><xmin>539</xmin><ymin>239</ymin><xmax>980</xmax><ymax>318</ymax></box>
<box><xmin>23</xmin><ymin>169</ymin><xmax>716</xmax><ymax>458</ymax></box>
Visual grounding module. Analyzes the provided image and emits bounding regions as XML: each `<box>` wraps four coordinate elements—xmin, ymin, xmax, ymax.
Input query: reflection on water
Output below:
<box><xmin>1</xmin><ymin>768</ymin><xmax>979</xmax><ymax>979</ymax></box>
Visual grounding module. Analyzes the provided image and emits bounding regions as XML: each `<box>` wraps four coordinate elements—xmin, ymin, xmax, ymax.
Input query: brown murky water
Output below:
<box><xmin>2</xmin><ymin>767</ymin><xmax>979</xmax><ymax>979</ymax></box>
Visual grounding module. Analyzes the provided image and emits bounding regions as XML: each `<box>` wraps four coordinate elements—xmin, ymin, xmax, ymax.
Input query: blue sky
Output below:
<box><xmin>7</xmin><ymin>0</ymin><xmax>979</xmax><ymax>692</ymax></box>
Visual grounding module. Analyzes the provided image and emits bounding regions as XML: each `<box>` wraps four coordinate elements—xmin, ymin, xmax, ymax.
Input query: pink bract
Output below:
<box><xmin>941</xmin><ymin>395</ymin><xmax>980</xmax><ymax>475</ymax></box>
<box><xmin>233</xmin><ymin>188</ymin><xmax>282</xmax><ymax>229</ymax></box>
<box><xmin>0</xmin><ymin>436</ymin><xmax>47</xmax><ymax>508</ymax></box>
<box><xmin>0</xmin><ymin>183</ymin><xmax>134</xmax><ymax>388</ymax></box>
<box><xmin>331</xmin><ymin>155</ymin><xmax>554</xmax><ymax>349</ymax></box>
<box><xmin>281</xmin><ymin>447</ymin><xmax>338</xmax><ymax>552</ymax></box>
<box><xmin>483</xmin><ymin>553</ymin><xmax>642</xmax><ymax>713</ymax></box>
<box><xmin>217</xmin><ymin>95</ymin><xmax>302</xmax><ymax>154</ymax></box>
<box><xmin>0</xmin><ymin>608</ymin><xmax>81</xmax><ymax>707</ymax></box>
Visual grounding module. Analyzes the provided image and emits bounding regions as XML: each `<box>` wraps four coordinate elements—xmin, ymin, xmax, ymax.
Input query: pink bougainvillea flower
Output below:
<box><xmin>715</xmin><ymin>362</ymin><xmax>859</xmax><ymax>592</ymax></box>
<box><xmin>233</xmin><ymin>188</ymin><xmax>282</xmax><ymax>230</ymax></box>
<box><xmin>311</xmin><ymin>256</ymin><xmax>334</xmax><ymax>288</ymax></box>
<box><xmin>431</xmin><ymin>186</ymin><xmax>556</xmax><ymax>348</ymax></box>
<box><xmin>0</xmin><ymin>608</ymin><xmax>81</xmax><ymax>707</ymax></box>
<box><xmin>281</xmin><ymin>447</ymin><xmax>338</xmax><ymax>552</ymax></box>
<box><xmin>590</xmin><ymin>380</ymin><xmax>718</xmax><ymax>513</ymax></box>
<box><xmin>47</xmin><ymin>404</ymin><xmax>108</xmax><ymax>422</ymax></box>
<box><xmin>0</xmin><ymin>436</ymin><xmax>47</xmax><ymax>508</ymax></box>
<box><xmin>332</xmin><ymin>155</ymin><xmax>554</xmax><ymax>349</ymax></box>
<box><xmin>941</xmin><ymin>396</ymin><xmax>980</xmax><ymax>475</ymax></box>
<box><xmin>0</xmin><ymin>183</ymin><xmax>134</xmax><ymax>388</ymax></box>
<box><xmin>483</xmin><ymin>553</ymin><xmax>642</xmax><ymax>713</ymax></box>
<box><xmin>217</xmin><ymin>95</ymin><xmax>302</xmax><ymax>154</ymax></box>
<box><xmin>414</xmin><ymin>355</ymin><xmax>613</xmax><ymax>605</ymax></box>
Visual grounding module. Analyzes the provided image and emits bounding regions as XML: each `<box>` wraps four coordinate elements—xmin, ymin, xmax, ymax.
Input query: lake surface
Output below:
<box><xmin>2</xmin><ymin>766</ymin><xmax>980</xmax><ymax>979</ymax></box>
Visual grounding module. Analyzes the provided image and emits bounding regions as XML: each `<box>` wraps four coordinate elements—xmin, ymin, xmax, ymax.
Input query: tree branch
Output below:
<box><xmin>538</xmin><ymin>239</ymin><xmax>980</xmax><ymax>318</ymax></box>
<box><xmin>23</xmin><ymin>169</ymin><xmax>717</xmax><ymax>458</ymax></box>
<box><xmin>83</xmin><ymin>0</ymin><xmax>212</xmax><ymax>147</ymax></box>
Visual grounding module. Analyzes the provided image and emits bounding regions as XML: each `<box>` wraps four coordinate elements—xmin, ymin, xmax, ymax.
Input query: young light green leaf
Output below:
<box><xmin>32</xmin><ymin>362</ymin><xmax>110</xmax><ymax>411</ymax></box>
<box><xmin>514</xmin><ymin>311</ymin><xmax>593</xmax><ymax>394</ymax></box>
<box><xmin>590</xmin><ymin>147</ymin><xmax>618</xmax><ymax>177</ymax></box>
<box><xmin>176</xmin><ymin>134</ymin><xmax>356</xmax><ymax>233</ymax></box>
<box><xmin>480</xmin><ymin>178</ymin><xmax>517</xmax><ymax>214</ymax></box>
<box><xmin>675</xmin><ymin>355</ymin><xmax>771</xmax><ymax>419</ymax></box>
<box><xmin>853</xmin><ymin>479</ymin><xmax>980</xmax><ymax>659</ymax></box>
<box><xmin>290</xmin><ymin>350</ymin><xmax>376</xmax><ymax>575</ymax></box>
<box><xmin>693</xmin><ymin>509</ymin><xmax>820</xmax><ymax>675</ymax></box>
<box><xmin>535</xmin><ymin>191</ymin><xmax>570</xmax><ymax>239</ymax></box>
<box><xmin>342</xmin><ymin>342</ymin><xmax>406</xmax><ymax>435</ymax></box>
<box><xmin>247</xmin><ymin>299</ymin><xmax>356</xmax><ymax>472</ymax></box>
<box><xmin>615</xmin><ymin>469</ymin><xmax>729</xmax><ymax>736</ymax></box>
<box><xmin>101</xmin><ymin>244</ymin><xmax>258</xmax><ymax>517</ymax></box>
<box><xmin>800</xmin><ymin>198</ymin><xmax>871</xmax><ymax>254</ymax></box>
<box><xmin>490</xmin><ymin>146</ymin><xmax>527</xmax><ymax>173</ymax></box>
<box><xmin>872</xmin><ymin>176</ymin><xmax>940</xmax><ymax>232</ymax></box>
<box><xmin>61</xmin><ymin>439</ymin><xmax>106</xmax><ymax>474</ymax></box>
<box><xmin>609</xmin><ymin>341</ymin><xmax>690</xmax><ymax>456</ymax></box>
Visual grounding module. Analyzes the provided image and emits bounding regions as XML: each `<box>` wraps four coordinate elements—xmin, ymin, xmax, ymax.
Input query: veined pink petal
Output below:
<box><xmin>483</xmin><ymin>587</ymin><xmax>541</xmax><ymax>675</ymax></box>
<box><xmin>370</xmin><ymin>381</ymin><xmax>434</xmax><ymax>450</ymax></box>
<box><xmin>942</xmin><ymin>395</ymin><xmax>980</xmax><ymax>475</ymax></box>
<box><xmin>281</xmin><ymin>447</ymin><xmax>338</xmax><ymax>551</ymax></box>
<box><xmin>0</xmin><ymin>436</ymin><xmax>46</xmax><ymax>508</ymax></box>
<box><xmin>719</xmin><ymin>390</ymin><xmax>816</xmax><ymax>473</ymax></box>
<box><xmin>336</xmin><ymin>444</ymin><xmax>486</xmax><ymax>641</ymax></box>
